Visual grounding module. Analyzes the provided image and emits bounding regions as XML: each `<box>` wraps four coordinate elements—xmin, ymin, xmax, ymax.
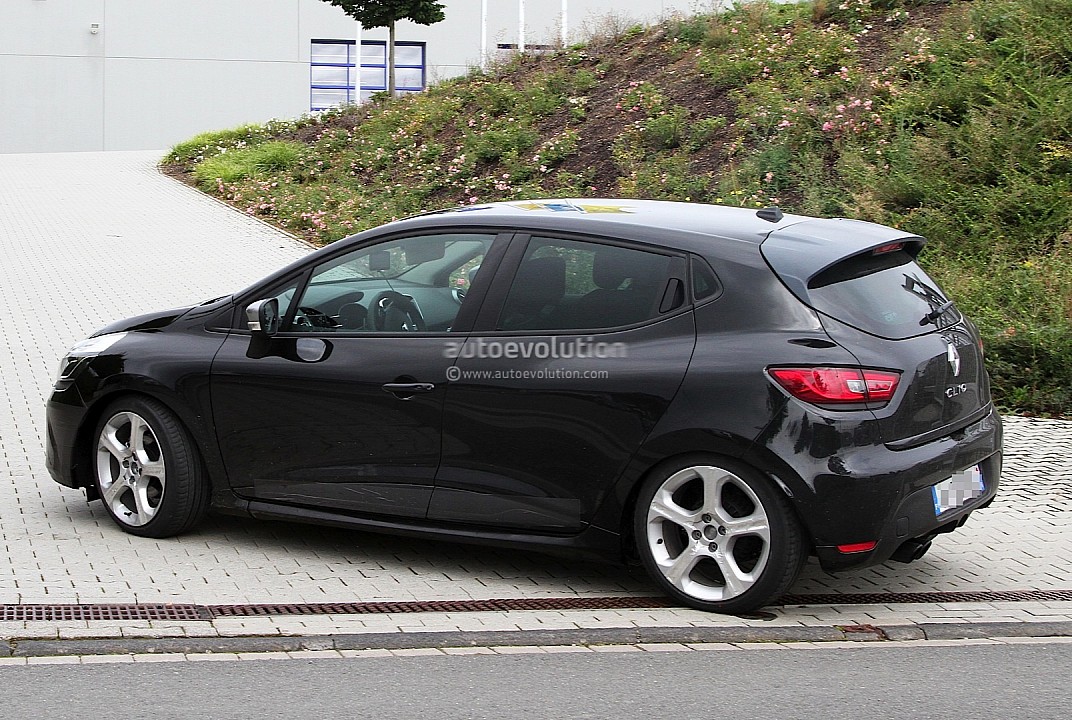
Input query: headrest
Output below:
<box><xmin>593</xmin><ymin>248</ymin><xmax>659</xmax><ymax>289</ymax></box>
<box><xmin>509</xmin><ymin>255</ymin><xmax>566</xmax><ymax>311</ymax></box>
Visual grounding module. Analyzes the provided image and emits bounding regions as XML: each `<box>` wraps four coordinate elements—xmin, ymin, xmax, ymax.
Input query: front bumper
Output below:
<box><xmin>45</xmin><ymin>381</ymin><xmax>90</xmax><ymax>489</ymax></box>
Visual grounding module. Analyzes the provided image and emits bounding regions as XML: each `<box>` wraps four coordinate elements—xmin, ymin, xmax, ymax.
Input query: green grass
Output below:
<box><xmin>192</xmin><ymin>141</ymin><xmax>303</xmax><ymax>189</ymax></box>
<box><xmin>163</xmin><ymin>0</ymin><xmax>1072</xmax><ymax>416</ymax></box>
<box><xmin>165</xmin><ymin>125</ymin><xmax>265</xmax><ymax>164</ymax></box>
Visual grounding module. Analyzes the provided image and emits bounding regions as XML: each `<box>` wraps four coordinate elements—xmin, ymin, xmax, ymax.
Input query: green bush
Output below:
<box><xmin>687</xmin><ymin>116</ymin><xmax>728</xmax><ymax>150</ymax></box>
<box><xmin>466</xmin><ymin>127</ymin><xmax>539</xmax><ymax>163</ymax></box>
<box><xmin>985</xmin><ymin>329</ymin><xmax>1072</xmax><ymax>416</ymax></box>
<box><xmin>642</xmin><ymin>107</ymin><xmax>690</xmax><ymax>150</ymax></box>
<box><xmin>667</xmin><ymin>14</ymin><xmax>711</xmax><ymax>46</ymax></box>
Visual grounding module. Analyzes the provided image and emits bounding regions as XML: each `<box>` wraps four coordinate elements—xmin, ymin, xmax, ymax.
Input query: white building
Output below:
<box><xmin>0</xmin><ymin>0</ymin><xmax>723</xmax><ymax>154</ymax></box>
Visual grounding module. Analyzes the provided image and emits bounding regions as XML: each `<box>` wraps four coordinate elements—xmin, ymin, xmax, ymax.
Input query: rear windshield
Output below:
<box><xmin>806</xmin><ymin>250</ymin><xmax>960</xmax><ymax>339</ymax></box>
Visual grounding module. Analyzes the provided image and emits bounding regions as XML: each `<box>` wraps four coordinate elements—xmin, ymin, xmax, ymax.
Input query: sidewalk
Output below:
<box><xmin>1</xmin><ymin>151</ymin><xmax>1070</xmax><ymax>657</ymax></box>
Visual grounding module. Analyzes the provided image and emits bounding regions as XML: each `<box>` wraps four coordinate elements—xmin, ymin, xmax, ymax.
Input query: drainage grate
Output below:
<box><xmin>779</xmin><ymin>589</ymin><xmax>1072</xmax><ymax>605</ymax></box>
<box><xmin>208</xmin><ymin>595</ymin><xmax>675</xmax><ymax>617</ymax></box>
<box><xmin>3</xmin><ymin>590</ymin><xmax>1071</xmax><ymax>622</ymax></box>
<box><xmin>0</xmin><ymin>604</ymin><xmax>211</xmax><ymax>622</ymax></box>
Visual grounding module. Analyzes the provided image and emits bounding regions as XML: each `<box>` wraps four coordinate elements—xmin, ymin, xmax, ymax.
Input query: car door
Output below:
<box><xmin>428</xmin><ymin>233</ymin><xmax>696</xmax><ymax>533</ymax></box>
<box><xmin>210</xmin><ymin>231</ymin><xmax>505</xmax><ymax>519</ymax></box>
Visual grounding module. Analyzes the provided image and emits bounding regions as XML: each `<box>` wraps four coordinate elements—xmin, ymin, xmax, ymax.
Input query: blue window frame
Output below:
<box><xmin>310</xmin><ymin>40</ymin><xmax>427</xmax><ymax>111</ymax></box>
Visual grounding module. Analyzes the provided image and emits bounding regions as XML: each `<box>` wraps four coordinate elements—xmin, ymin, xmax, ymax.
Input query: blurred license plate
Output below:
<box><xmin>932</xmin><ymin>465</ymin><xmax>985</xmax><ymax>516</ymax></box>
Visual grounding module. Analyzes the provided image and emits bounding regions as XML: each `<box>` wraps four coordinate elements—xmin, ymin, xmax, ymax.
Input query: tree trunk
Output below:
<box><xmin>388</xmin><ymin>20</ymin><xmax>396</xmax><ymax>96</ymax></box>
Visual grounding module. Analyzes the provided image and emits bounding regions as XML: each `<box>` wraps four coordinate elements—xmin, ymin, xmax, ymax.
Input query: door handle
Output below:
<box><xmin>382</xmin><ymin>382</ymin><xmax>435</xmax><ymax>398</ymax></box>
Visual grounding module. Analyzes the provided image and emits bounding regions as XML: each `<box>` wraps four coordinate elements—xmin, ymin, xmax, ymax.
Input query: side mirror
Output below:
<box><xmin>246</xmin><ymin>298</ymin><xmax>280</xmax><ymax>336</ymax></box>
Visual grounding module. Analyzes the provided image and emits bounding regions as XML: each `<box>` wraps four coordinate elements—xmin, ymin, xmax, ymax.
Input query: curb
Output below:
<box><xmin>6</xmin><ymin>621</ymin><xmax>1072</xmax><ymax>658</ymax></box>
<box><xmin>156</xmin><ymin>163</ymin><xmax>319</xmax><ymax>251</ymax></box>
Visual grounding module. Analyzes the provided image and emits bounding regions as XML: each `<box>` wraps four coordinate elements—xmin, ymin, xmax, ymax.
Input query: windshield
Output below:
<box><xmin>311</xmin><ymin>237</ymin><xmax>485</xmax><ymax>285</ymax></box>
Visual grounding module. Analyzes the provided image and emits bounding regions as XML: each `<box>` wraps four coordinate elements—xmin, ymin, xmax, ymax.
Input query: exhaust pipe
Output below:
<box><xmin>890</xmin><ymin>538</ymin><xmax>932</xmax><ymax>564</ymax></box>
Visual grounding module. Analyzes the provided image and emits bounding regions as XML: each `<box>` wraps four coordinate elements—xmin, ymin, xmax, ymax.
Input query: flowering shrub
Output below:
<box><xmin>819</xmin><ymin>96</ymin><xmax>884</xmax><ymax>140</ymax></box>
<box><xmin>616</xmin><ymin>81</ymin><xmax>666</xmax><ymax>116</ymax></box>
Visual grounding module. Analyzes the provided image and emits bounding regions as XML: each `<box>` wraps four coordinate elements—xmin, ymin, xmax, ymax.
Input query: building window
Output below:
<box><xmin>310</xmin><ymin>40</ymin><xmax>427</xmax><ymax>111</ymax></box>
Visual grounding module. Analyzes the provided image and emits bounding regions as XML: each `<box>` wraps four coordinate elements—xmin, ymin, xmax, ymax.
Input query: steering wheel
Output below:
<box><xmin>371</xmin><ymin>291</ymin><xmax>426</xmax><ymax>332</ymax></box>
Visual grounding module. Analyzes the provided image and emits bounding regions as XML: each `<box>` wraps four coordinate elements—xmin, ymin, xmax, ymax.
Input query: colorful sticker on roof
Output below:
<box><xmin>511</xmin><ymin>201</ymin><xmax>635</xmax><ymax>214</ymax></box>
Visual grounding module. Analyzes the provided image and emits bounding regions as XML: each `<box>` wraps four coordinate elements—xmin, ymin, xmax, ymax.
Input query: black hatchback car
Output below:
<box><xmin>46</xmin><ymin>199</ymin><xmax>1001</xmax><ymax>613</ymax></box>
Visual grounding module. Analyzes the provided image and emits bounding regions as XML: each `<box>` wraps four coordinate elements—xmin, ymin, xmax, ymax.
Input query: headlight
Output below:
<box><xmin>54</xmin><ymin>332</ymin><xmax>128</xmax><ymax>386</ymax></box>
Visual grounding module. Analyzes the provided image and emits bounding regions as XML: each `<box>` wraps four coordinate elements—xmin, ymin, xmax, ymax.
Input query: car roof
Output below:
<box><xmin>235</xmin><ymin>199</ymin><xmax>926</xmax><ymax>302</ymax></box>
<box><xmin>399</xmin><ymin>199</ymin><xmax>808</xmax><ymax>247</ymax></box>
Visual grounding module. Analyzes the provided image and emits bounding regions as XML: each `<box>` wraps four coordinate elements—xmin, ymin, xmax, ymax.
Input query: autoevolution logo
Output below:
<box><xmin>442</xmin><ymin>337</ymin><xmax>629</xmax><ymax>360</ymax></box>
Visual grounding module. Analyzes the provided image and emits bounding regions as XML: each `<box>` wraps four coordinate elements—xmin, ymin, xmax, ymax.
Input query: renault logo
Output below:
<box><xmin>947</xmin><ymin>343</ymin><xmax>961</xmax><ymax>377</ymax></box>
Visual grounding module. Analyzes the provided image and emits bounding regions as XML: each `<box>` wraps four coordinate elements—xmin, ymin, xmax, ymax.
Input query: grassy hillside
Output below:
<box><xmin>163</xmin><ymin>0</ymin><xmax>1072</xmax><ymax>416</ymax></box>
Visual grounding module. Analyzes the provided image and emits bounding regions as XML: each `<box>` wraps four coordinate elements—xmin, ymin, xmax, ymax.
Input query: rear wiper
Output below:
<box><xmin>920</xmin><ymin>299</ymin><xmax>955</xmax><ymax>326</ymax></box>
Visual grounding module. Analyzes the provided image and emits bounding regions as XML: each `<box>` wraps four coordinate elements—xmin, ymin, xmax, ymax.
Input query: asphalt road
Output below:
<box><xmin>1</xmin><ymin>643</ymin><xmax>1069</xmax><ymax>719</ymax></box>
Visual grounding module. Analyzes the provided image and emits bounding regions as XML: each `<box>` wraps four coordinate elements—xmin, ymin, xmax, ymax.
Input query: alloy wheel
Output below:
<box><xmin>645</xmin><ymin>464</ymin><xmax>772</xmax><ymax>603</ymax></box>
<box><xmin>95</xmin><ymin>411</ymin><xmax>166</xmax><ymax>527</ymax></box>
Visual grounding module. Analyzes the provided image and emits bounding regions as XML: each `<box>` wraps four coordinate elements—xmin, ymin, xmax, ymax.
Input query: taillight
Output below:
<box><xmin>768</xmin><ymin>367</ymin><xmax>900</xmax><ymax>406</ymax></box>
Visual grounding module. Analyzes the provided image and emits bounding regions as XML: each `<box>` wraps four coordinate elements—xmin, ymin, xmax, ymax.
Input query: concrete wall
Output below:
<box><xmin>0</xmin><ymin>0</ymin><xmax>726</xmax><ymax>154</ymax></box>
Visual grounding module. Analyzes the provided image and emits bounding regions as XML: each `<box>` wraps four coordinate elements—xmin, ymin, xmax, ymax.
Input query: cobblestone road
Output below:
<box><xmin>1</xmin><ymin>151</ymin><xmax>1069</xmax><ymax>640</ymax></box>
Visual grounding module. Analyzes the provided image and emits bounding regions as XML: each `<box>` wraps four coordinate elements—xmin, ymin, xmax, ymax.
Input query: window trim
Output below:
<box><xmin>310</xmin><ymin>39</ymin><xmax>427</xmax><ymax>111</ymax></box>
<box><xmin>358</xmin><ymin>40</ymin><xmax>427</xmax><ymax>95</ymax></box>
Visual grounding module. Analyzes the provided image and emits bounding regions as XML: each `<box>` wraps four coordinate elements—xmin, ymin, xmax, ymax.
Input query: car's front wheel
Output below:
<box><xmin>93</xmin><ymin>396</ymin><xmax>209</xmax><ymax>538</ymax></box>
<box><xmin>634</xmin><ymin>457</ymin><xmax>805</xmax><ymax>613</ymax></box>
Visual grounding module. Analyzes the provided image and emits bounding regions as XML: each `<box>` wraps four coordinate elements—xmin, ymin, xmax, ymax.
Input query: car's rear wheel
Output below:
<box><xmin>93</xmin><ymin>396</ymin><xmax>209</xmax><ymax>538</ymax></box>
<box><xmin>634</xmin><ymin>457</ymin><xmax>805</xmax><ymax>613</ymax></box>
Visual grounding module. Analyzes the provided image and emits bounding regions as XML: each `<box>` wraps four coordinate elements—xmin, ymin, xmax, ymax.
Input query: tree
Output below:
<box><xmin>323</xmin><ymin>1</ymin><xmax>446</xmax><ymax>97</ymax></box>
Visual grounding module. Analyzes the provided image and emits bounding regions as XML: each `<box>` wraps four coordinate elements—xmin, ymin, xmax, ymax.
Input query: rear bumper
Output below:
<box><xmin>815</xmin><ymin>448</ymin><xmax>1000</xmax><ymax>571</ymax></box>
<box><xmin>747</xmin><ymin>404</ymin><xmax>1002</xmax><ymax>573</ymax></box>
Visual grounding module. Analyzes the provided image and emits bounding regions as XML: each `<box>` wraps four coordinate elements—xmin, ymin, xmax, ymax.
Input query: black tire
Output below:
<box><xmin>91</xmin><ymin>396</ymin><xmax>209</xmax><ymax>538</ymax></box>
<box><xmin>633</xmin><ymin>455</ymin><xmax>805</xmax><ymax>613</ymax></box>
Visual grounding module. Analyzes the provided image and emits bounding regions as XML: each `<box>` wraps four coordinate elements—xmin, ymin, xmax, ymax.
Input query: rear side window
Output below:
<box><xmin>691</xmin><ymin>256</ymin><xmax>721</xmax><ymax>301</ymax></box>
<box><xmin>497</xmin><ymin>237</ymin><xmax>674</xmax><ymax>331</ymax></box>
<box><xmin>806</xmin><ymin>250</ymin><xmax>960</xmax><ymax>339</ymax></box>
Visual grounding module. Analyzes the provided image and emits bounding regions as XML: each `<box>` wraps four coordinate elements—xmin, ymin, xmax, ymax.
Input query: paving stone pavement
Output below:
<box><xmin>1</xmin><ymin>151</ymin><xmax>1071</xmax><ymax>644</ymax></box>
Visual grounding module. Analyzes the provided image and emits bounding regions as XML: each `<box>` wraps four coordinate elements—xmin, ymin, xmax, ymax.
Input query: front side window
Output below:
<box><xmin>497</xmin><ymin>237</ymin><xmax>675</xmax><ymax>332</ymax></box>
<box><xmin>287</xmin><ymin>234</ymin><xmax>493</xmax><ymax>333</ymax></box>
